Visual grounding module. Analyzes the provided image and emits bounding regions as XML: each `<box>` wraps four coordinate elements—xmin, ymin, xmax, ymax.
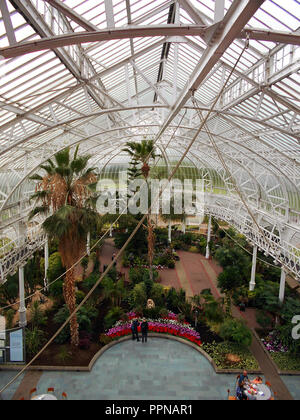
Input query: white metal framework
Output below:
<box><xmin>0</xmin><ymin>0</ymin><xmax>299</xmax><ymax>282</ymax></box>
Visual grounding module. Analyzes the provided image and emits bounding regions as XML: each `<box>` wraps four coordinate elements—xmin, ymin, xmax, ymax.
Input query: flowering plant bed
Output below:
<box><xmin>259</xmin><ymin>330</ymin><xmax>300</xmax><ymax>371</ymax></box>
<box><xmin>105</xmin><ymin>313</ymin><xmax>201</xmax><ymax>347</ymax></box>
<box><xmin>126</xmin><ymin>311</ymin><xmax>179</xmax><ymax>321</ymax></box>
<box><xmin>260</xmin><ymin>330</ymin><xmax>288</xmax><ymax>353</ymax></box>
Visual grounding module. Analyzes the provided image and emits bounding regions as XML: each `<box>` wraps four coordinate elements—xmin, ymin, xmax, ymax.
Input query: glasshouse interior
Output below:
<box><xmin>0</xmin><ymin>0</ymin><xmax>299</xmax><ymax>402</ymax></box>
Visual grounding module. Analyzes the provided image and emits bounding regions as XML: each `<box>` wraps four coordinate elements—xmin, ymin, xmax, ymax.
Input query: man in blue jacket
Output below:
<box><xmin>131</xmin><ymin>319</ymin><xmax>140</xmax><ymax>341</ymax></box>
<box><xmin>141</xmin><ymin>319</ymin><xmax>149</xmax><ymax>343</ymax></box>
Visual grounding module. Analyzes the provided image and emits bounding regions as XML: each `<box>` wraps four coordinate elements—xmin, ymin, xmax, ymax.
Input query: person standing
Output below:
<box><xmin>238</xmin><ymin>370</ymin><xmax>250</xmax><ymax>400</ymax></box>
<box><xmin>141</xmin><ymin>318</ymin><xmax>149</xmax><ymax>343</ymax></box>
<box><xmin>131</xmin><ymin>318</ymin><xmax>140</xmax><ymax>341</ymax></box>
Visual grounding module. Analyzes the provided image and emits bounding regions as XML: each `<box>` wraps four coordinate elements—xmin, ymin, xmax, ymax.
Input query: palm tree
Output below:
<box><xmin>29</xmin><ymin>146</ymin><xmax>100</xmax><ymax>347</ymax></box>
<box><xmin>122</xmin><ymin>139</ymin><xmax>159</xmax><ymax>280</ymax></box>
<box><xmin>123</xmin><ymin>139</ymin><xmax>158</xmax><ymax>180</ymax></box>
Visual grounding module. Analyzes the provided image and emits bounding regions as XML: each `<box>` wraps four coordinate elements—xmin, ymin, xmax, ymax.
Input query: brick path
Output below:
<box><xmin>171</xmin><ymin>251</ymin><xmax>293</xmax><ymax>400</ymax></box>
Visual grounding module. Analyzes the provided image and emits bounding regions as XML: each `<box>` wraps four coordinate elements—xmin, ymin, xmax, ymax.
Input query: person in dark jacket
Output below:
<box><xmin>141</xmin><ymin>318</ymin><xmax>149</xmax><ymax>343</ymax></box>
<box><xmin>131</xmin><ymin>319</ymin><xmax>140</xmax><ymax>341</ymax></box>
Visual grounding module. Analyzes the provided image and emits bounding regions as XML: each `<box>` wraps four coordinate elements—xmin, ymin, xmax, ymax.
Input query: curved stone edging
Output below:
<box><xmin>0</xmin><ymin>333</ymin><xmax>262</xmax><ymax>375</ymax></box>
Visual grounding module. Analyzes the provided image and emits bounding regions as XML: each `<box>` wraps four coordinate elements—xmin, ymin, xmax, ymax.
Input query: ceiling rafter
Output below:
<box><xmin>0</xmin><ymin>0</ymin><xmax>299</xmax><ymax>247</ymax></box>
<box><xmin>154</xmin><ymin>0</ymin><xmax>267</xmax><ymax>141</ymax></box>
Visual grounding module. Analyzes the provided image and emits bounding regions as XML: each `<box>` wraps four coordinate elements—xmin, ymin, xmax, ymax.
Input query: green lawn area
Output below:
<box><xmin>271</xmin><ymin>353</ymin><xmax>300</xmax><ymax>372</ymax></box>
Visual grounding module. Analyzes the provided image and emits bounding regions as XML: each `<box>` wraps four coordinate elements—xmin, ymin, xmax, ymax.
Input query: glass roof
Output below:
<box><xmin>0</xmin><ymin>0</ymin><xmax>299</xmax><ymax>222</ymax></box>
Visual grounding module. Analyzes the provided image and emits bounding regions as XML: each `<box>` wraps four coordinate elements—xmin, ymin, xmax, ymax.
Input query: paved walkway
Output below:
<box><xmin>10</xmin><ymin>339</ymin><xmax>236</xmax><ymax>400</ymax></box>
<box><xmin>170</xmin><ymin>251</ymin><xmax>293</xmax><ymax>400</ymax></box>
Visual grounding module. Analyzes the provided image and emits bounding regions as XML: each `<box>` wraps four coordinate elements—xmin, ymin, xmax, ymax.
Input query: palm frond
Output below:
<box><xmin>71</xmin><ymin>155</ymin><xmax>91</xmax><ymax>174</ymax></box>
<box><xmin>40</xmin><ymin>165</ymin><xmax>55</xmax><ymax>174</ymax></box>
<box><xmin>55</xmin><ymin>167</ymin><xmax>71</xmax><ymax>177</ymax></box>
<box><xmin>73</xmin><ymin>144</ymin><xmax>80</xmax><ymax>161</ymax></box>
<box><xmin>28</xmin><ymin>174</ymin><xmax>43</xmax><ymax>181</ymax></box>
<box><xmin>55</xmin><ymin>147</ymin><xmax>70</xmax><ymax>168</ymax></box>
<box><xmin>122</xmin><ymin>148</ymin><xmax>135</xmax><ymax>157</ymax></box>
<box><xmin>29</xmin><ymin>190</ymin><xmax>49</xmax><ymax>202</ymax></box>
<box><xmin>28</xmin><ymin>205</ymin><xmax>49</xmax><ymax>220</ymax></box>
<box><xmin>87</xmin><ymin>182</ymin><xmax>98</xmax><ymax>193</ymax></box>
<box><xmin>47</xmin><ymin>159</ymin><xmax>55</xmax><ymax>168</ymax></box>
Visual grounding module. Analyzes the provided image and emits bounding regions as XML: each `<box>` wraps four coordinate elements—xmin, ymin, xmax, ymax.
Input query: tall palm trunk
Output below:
<box><xmin>147</xmin><ymin>215</ymin><xmax>155</xmax><ymax>282</ymax></box>
<box><xmin>63</xmin><ymin>268</ymin><xmax>79</xmax><ymax>347</ymax></box>
<box><xmin>145</xmin><ymin>178</ymin><xmax>154</xmax><ymax>281</ymax></box>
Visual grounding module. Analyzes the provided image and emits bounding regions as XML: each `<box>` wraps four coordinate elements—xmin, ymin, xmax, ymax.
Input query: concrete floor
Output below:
<box><xmin>281</xmin><ymin>376</ymin><xmax>300</xmax><ymax>401</ymax></box>
<box><xmin>5</xmin><ymin>339</ymin><xmax>236</xmax><ymax>400</ymax></box>
<box><xmin>1</xmin><ymin>339</ymin><xmax>299</xmax><ymax>400</ymax></box>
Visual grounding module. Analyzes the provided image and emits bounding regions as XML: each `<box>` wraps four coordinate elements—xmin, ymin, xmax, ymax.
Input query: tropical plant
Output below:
<box><xmin>44</xmin><ymin>252</ymin><xmax>64</xmax><ymax>299</ymax></box>
<box><xmin>219</xmin><ymin>319</ymin><xmax>252</xmax><ymax>347</ymax></box>
<box><xmin>25</xmin><ymin>327</ymin><xmax>46</xmax><ymax>356</ymax></box>
<box><xmin>5</xmin><ymin>309</ymin><xmax>15</xmax><ymax>330</ymax></box>
<box><xmin>81</xmin><ymin>256</ymin><xmax>89</xmax><ymax>278</ymax></box>
<box><xmin>82</xmin><ymin>272</ymin><xmax>102</xmax><ymax>296</ymax></box>
<box><xmin>104</xmin><ymin>306</ymin><xmax>125</xmax><ymax>329</ymax></box>
<box><xmin>122</xmin><ymin>139</ymin><xmax>160</xmax><ymax>281</ymax></box>
<box><xmin>29</xmin><ymin>146</ymin><xmax>100</xmax><ymax>347</ymax></box>
<box><xmin>200</xmin><ymin>291</ymin><xmax>225</xmax><ymax>324</ymax></box>
<box><xmin>53</xmin><ymin>304</ymin><xmax>98</xmax><ymax>344</ymax></box>
<box><xmin>130</xmin><ymin>282</ymin><xmax>147</xmax><ymax>309</ymax></box>
<box><xmin>0</xmin><ymin>275</ymin><xmax>18</xmax><ymax>306</ymax></box>
<box><xmin>165</xmin><ymin>287</ymin><xmax>186</xmax><ymax>313</ymax></box>
<box><xmin>55</xmin><ymin>345</ymin><xmax>72</xmax><ymax>364</ymax></box>
<box><xmin>30</xmin><ymin>300</ymin><xmax>48</xmax><ymax>327</ymax></box>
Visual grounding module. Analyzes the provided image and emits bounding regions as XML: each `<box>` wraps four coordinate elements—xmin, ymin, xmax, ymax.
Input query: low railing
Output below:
<box><xmin>0</xmin><ymin>231</ymin><xmax>46</xmax><ymax>284</ymax></box>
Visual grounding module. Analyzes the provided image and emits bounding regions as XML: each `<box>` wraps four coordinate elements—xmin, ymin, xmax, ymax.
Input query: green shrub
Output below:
<box><xmin>167</xmin><ymin>260</ymin><xmax>175</xmax><ymax>269</ymax></box>
<box><xmin>130</xmin><ymin>283</ymin><xmax>147</xmax><ymax>309</ymax></box>
<box><xmin>256</xmin><ymin>310</ymin><xmax>273</xmax><ymax>329</ymax></box>
<box><xmin>149</xmin><ymin>283</ymin><xmax>165</xmax><ymax>307</ymax></box>
<box><xmin>129</xmin><ymin>267</ymin><xmax>146</xmax><ymax>286</ymax></box>
<box><xmin>82</xmin><ymin>272</ymin><xmax>101</xmax><ymax>294</ymax></box>
<box><xmin>76</xmin><ymin>290</ymin><xmax>86</xmax><ymax>304</ymax></box>
<box><xmin>201</xmin><ymin>293</ymin><xmax>224</xmax><ymax>324</ymax></box>
<box><xmin>81</xmin><ymin>256</ymin><xmax>89</xmax><ymax>272</ymax></box>
<box><xmin>54</xmin><ymin>304</ymin><xmax>98</xmax><ymax>343</ymax></box>
<box><xmin>217</xmin><ymin>266</ymin><xmax>245</xmax><ymax>292</ymax></box>
<box><xmin>219</xmin><ymin>319</ymin><xmax>252</xmax><ymax>347</ymax></box>
<box><xmin>99</xmin><ymin>333</ymin><xmax>113</xmax><ymax>346</ymax></box>
<box><xmin>5</xmin><ymin>309</ymin><xmax>15</xmax><ymax>329</ymax></box>
<box><xmin>30</xmin><ymin>301</ymin><xmax>47</xmax><ymax>327</ymax></box>
<box><xmin>271</xmin><ymin>353</ymin><xmax>300</xmax><ymax>371</ymax></box>
<box><xmin>189</xmin><ymin>246</ymin><xmax>199</xmax><ymax>253</ymax></box>
<box><xmin>25</xmin><ymin>327</ymin><xmax>46</xmax><ymax>356</ymax></box>
<box><xmin>49</xmin><ymin>279</ymin><xmax>64</xmax><ymax>299</ymax></box>
<box><xmin>122</xmin><ymin>253</ymin><xmax>130</xmax><ymax>268</ymax></box>
<box><xmin>202</xmin><ymin>341</ymin><xmax>259</xmax><ymax>370</ymax></box>
<box><xmin>47</xmin><ymin>252</ymin><xmax>64</xmax><ymax>282</ymax></box>
<box><xmin>114</xmin><ymin>227</ymin><xmax>148</xmax><ymax>255</ymax></box>
<box><xmin>159</xmin><ymin>307</ymin><xmax>169</xmax><ymax>318</ymax></box>
<box><xmin>89</xmin><ymin>252</ymin><xmax>97</xmax><ymax>264</ymax></box>
<box><xmin>181</xmin><ymin>233</ymin><xmax>193</xmax><ymax>245</ymax></box>
<box><xmin>55</xmin><ymin>345</ymin><xmax>72</xmax><ymax>364</ymax></box>
<box><xmin>143</xmin><ymin>306</ymin><xmax>162</xmax><ymax>319</ymax></box>
<box><xmin>0</xmin><ymin>276</ymin><xmax>18</xmax><ymax>306</ymax></box>
<box><xmin>166</xmin><ymin>288</ymin><xmax>186</xmax><ymax>313</ymax></box>
<box><xmin>104</xmin><ymin>306</ymin><xmax>124</xmax><ymax>329</ymax></box>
